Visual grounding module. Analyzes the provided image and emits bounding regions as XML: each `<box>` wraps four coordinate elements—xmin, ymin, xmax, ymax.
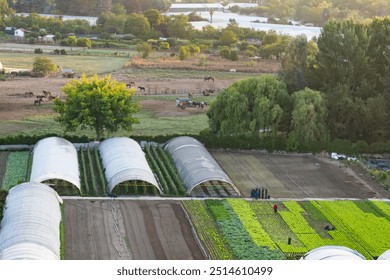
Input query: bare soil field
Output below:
<box><xmin>0</xmin><ymin>72</ymin><xmax>243</xmax><ymax>123</ymax></box>
<box><xmin>63</xmin><ymin>199</ymin><xmax>205</xmax><ymax>260</ymax></box>
<box><xmin>211</xmin><ymin>150</ymin><xmax>390</xmax><ymax>199</ymax></box>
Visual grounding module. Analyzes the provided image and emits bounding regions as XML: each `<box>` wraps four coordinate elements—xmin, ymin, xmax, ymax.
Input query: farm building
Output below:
<box><xmin>164</xmin><ymin>136</ymin><xmax>240</xmax><ymax>196</ymax></box>
<box><xmin>98</xmin><ymin>137</ymin><xmax>161</xmax><ymax>194</ymax></box>
<box><xmin>300</xmin><ymin>246</ymin><xmax>366</xmax><ymax>260</ymax></box>
<box><xmin>0</xmin><ymin>182</ymin><xmax>62</xmax><ymax>260</ymax></box>
<box><xmin>30</xmin><ymin>137</ymin><xmax>81</xmax><ymax>192</ymax></box>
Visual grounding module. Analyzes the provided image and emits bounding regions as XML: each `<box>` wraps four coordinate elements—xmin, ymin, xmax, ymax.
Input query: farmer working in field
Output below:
<box><xmin>273</xmin><ymin>204</ymin><xmax>278</xmax><ymax>213</ymax></box>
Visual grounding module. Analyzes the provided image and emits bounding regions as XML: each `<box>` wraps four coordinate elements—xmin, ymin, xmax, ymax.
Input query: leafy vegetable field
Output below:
<box><xmin>0</xmin><ymin>151</ymin><xmax>30</xmax><ymax>191</ymax></box>
<box><xmin>183</xmin><ymin>199</ymin><xmax>390</xmax><ymax>260</ymax></box>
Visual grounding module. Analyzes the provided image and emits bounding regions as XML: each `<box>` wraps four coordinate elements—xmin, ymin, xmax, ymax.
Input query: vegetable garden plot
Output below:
<box><xmin>184</xmin><ymin>199</ymin><xmax>390</xmax><ymax>260</ymax></box>
<box><xmin>0</xmin><ymin>151</ymin><xmax>29</xmax><ymax>191</ymax></box>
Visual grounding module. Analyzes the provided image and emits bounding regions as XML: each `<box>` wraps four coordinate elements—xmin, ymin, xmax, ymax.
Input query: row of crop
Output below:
<box><xmin>227</xmin><ymin>199</ymin><xmax>277</xmax><ymax>250</ymax></box>
<box><xmin>144</xmin><ymin>145</ymin><xmax>185</xmax><ymax>196</ymax></box>
<box><xmin>144</xmin><ymin>145</ymin><xmax>169</xmax><ymax>194</ymax></box>
<box><xmin>182</xmin><ymin>200</ymin><xmax>233</xmax><ymax>260</ymax></box>
<box><xmin>314</xmin><ymin>201</ymin><xmax>390</xmax><ymax>258</ymax></box>
<box><xmin>155</xmin><ymin>146</ymin><xmax>186</xmax><ymax>195</ymax></box>
<box><xmin>185</xmin><ymin>199</ymin><xmax>390</xmax><ymax>260</ymax></box>
<box><xmin>0</xmin><ymin>151</ymin><xmax>30</xmax><ymax>191</ymax></box>
<box><xmin>205</xmin><ymin>200</ymin><xmax>285</xmax><ymax>259</ymax></box>
<box><xmin>78</xmin><ymin>147</ymin><xmax>109</xmax><ymax>196</ymax></box>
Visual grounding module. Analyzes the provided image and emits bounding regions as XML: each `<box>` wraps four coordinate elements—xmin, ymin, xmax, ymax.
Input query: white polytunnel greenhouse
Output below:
<box><xmin>30</xmin><ymin>136</ymin><xmax>80</xmax><ymax>191</ymax></box>
<box><xmin>0</xmin><ymin>182</ymin><xmax>63</xmax><ymax>260</ymax></box>
<box><xmin>98</xmin><ymin>137</ymin><xmax>161</xmax><ymax>194</ymax></box>
<box><xmin>164</xmin><ymin>136</ymin><xmax>240</xmax><ymax>196</ymax></box>
<box><xmin>300</xmin><ymin>246</ymin><xmax>366</xmax><ymax>260</ymax></box>
<box><xmin>378</xmin><ymin>249</ymin><xmax>390</xmax><ymax>260</ymax></box>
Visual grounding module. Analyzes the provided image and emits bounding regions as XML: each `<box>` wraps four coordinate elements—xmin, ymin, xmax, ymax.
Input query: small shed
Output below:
<box><xmin>14</xmin><ymin>28</ymin><xmax>26</xmax><ymax>37</ymax></box>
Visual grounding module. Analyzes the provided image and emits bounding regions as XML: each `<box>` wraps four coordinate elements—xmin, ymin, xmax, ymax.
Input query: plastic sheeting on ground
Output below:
<box><xmin>0</xmin><ymin>182</ymin><xmax>63</xmax><ymax>260</ymax></box>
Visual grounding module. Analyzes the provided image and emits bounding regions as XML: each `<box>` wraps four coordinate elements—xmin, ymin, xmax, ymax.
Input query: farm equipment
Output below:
<box><xmin>176</xmin><ymin>98</ymin><xmax>208</xmax><ymax>109</ymax></box>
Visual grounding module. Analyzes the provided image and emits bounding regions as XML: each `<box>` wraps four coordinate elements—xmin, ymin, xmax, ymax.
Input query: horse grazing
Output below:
<box><xmin>126</xmin><ymin>81</ymin><xmax>135</xmax><ymax>88</ymax></box>
<box><xmin>25</xmin><ymin>91</ymin><xmax>34</xmax><ymax>98</ymax></box>
<box><xmin>42</xmin><ymin>90</ymin><xmax>51</xmax><ymax>98</ymax></box>
<box><xmin>192</xmin><ymin>101</ymin><xmax>201</xmax><ymax>108</ymax></box>
<box><xmin>138</xmin><ymin>86</ymin><xmax>145</xmax><ymax>91</ymax></box>
<box><xmin>204</xmin><ymin>76</ymin><xmax>214</xmax><ymax>82</ymax></box>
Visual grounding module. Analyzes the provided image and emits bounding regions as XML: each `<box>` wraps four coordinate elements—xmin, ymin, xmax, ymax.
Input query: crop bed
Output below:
<box><xmin>0</xmin><ymin>151</ymin><xmax>30</xmax><ymax>191</ymax></box>
<box><xmin>184</xmin><ymin>199</ymin><xmax>390</xmax><ymax>259</ymax></box>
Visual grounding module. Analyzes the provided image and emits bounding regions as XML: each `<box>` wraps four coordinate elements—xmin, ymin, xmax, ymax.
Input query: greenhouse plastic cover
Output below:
<box><xmin>98</xmin><ymin>137</ymin><xmax>160</xmax><ymax>193</ymax></box>
<box><xmin>0</xmin><ymin>182</ymin><xmax>63</xmax><ymax>260</ymax></box>
<box><xmin>164</xmin><ymin>136</ymin><xmax>235</xmax><ymax>194</ymax></box>
<box><xmin>378</xmin><ymin>249</ymin><xmax>390</xmax><ymax>260</ymax></box>
<box><xmin>300</xmin><ymin>246</ymin><xmax>366</xmax><ymax>260</ymax></box>
<box><xmin>30</xmin><ymin>136</ymin><xmax>80</xmax><ymax>190</ymax></box>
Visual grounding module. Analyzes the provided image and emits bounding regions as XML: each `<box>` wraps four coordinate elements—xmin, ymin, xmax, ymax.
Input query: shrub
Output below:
<box><xmin>179</xmin><ymin>46</ymin><xmax>190</xmax><ymax>60</ymax></box>
<box><xmin>34</xmin><ymin>48</ymin><xmax>43</xmax><ymax>54</ymax></box>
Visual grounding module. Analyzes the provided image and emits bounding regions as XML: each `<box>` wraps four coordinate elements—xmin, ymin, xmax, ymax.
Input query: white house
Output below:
<box><xmin>14</xmin><ymin>28</ymin><xmax>26</xmax><ymax>37</ymax></box>
<box><xmin>42</xmin><ymin>34</ymin><xmax>55</xmax><ymax>44</ymax></box>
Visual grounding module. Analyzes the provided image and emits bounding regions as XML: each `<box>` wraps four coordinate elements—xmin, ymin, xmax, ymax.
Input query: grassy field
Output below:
<box><xmin>0</xmin><ymin>52</ymin><xmax>129</xmax><ymax>75</ymax></box>
<box><xmin>0</xmin><ymin>97</ymin><xmax>210</xmax><ymax>139</ymax></box>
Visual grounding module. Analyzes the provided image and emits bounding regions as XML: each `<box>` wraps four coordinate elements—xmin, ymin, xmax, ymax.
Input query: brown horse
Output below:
<box><xmin>204</xmin><ymin>76</ymin><xmax>214</xmax><ymax>82</ymax></box>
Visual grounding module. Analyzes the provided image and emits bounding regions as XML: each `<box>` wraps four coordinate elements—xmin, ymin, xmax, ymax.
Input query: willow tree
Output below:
<box><xmin>288</xmin><ymin>88</ymin><xmax>328</xmax><ymax>150</ymax></box>
<box><xmin>207</xmin><ymin>76</ymin><xmax>291</xmax><ymax>136</ymax></box>
<box><xmin>54</xmin><ymin>74</ymin><xmax>140</xmax><ymax>140</ymax></box>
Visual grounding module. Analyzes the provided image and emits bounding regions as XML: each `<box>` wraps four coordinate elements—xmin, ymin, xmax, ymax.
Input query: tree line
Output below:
<box><xmin>5</xmin><ymin>0</ymin><xmax>390</xmax><ymax>25</ymax></box>
<box><xmin>6</xmin><ymin>0</ymin><xmax>171</xmax><ymax>16</ymax></box>
<box><xmin>208</xmin><ymin>18</ymin><xmax>390</xmax><ymax>150</ymax></box>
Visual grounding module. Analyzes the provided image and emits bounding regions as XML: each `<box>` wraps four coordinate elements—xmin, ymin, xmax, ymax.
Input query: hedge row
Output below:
<box><xmin>1</xmin><ymin>133</ymin><xmax>390</xmax><ymax>155</ymax></box>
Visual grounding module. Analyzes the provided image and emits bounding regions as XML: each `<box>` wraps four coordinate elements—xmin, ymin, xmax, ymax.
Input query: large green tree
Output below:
<box><xmin>167</xmin><ymin>14</ymin><xmax>193</xmax><ymax>39</ymax></box>
<box><xmin>124</xmin><ymin>13</ymin><xmax>151</xmax><ymax>39</ymax></box>
<box><xmin>207</xmin><ymin>76</ymin><xmax>291</xmax><ymax>136</ymax></box>
<box><xmin>289</xmin><ymin>88</ymin><xmax>328</xmax><ymax>150</ymax></box>
<box><xmin>0</xmin><ymin>0</ymin><xmax>13</xmax><ymax>28</ymax></box>
<box><xmin>32</xmin><ymin>57</ymin><xmax>57</xmax><ymax>77</ymax></box>
<box><xmin>314</xmin><ymin>20</ymin><xmax>389</xmax><ymax>142</ymax></box>
<box><xmin>54</xmin><ymin>74</ymin><xmax>140</xmax><ymax>140</ymax></box>
<box><xmin>279</xmin><ymin>34</ymin><xmax>318</xmax><ymax>93</ymax></box>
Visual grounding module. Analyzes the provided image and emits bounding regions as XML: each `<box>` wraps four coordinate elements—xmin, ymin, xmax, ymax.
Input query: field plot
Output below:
<box><xmin>211</xmin><ymin>151</ymin><xmax>390</xmax><ymax>199</ymax></box>
<box><xmin>64</xmin><ymin>199</ymin><xmax>205</xmax><ymax>260</ymax></box>
<box><xmin>184</xmin><ymin>199</ymin><xmax>390</xmax><ymax>260</ymax></box>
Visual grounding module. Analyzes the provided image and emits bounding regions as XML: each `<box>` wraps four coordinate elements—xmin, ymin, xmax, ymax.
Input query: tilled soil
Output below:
<box><xmin>64</xmin><ymin>199</ymin><xmax>205</xmax><ymax>260</ymax></box>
